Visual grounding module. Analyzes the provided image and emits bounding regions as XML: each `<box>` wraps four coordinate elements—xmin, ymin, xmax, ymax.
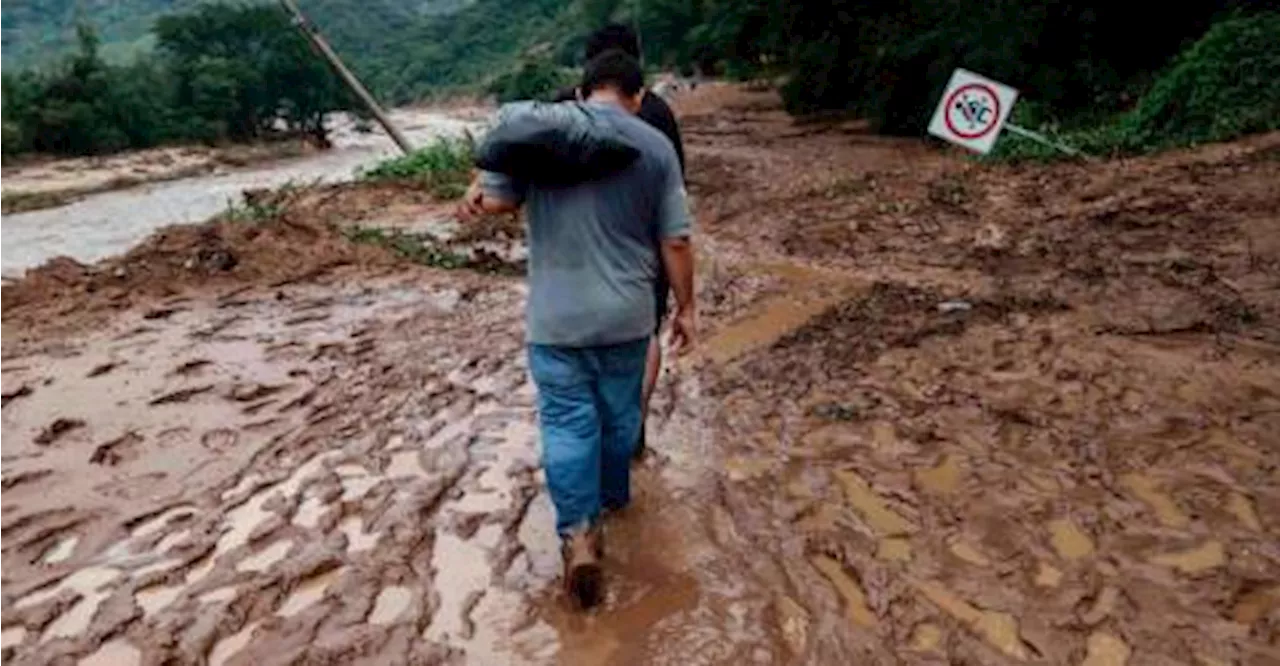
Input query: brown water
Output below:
<box><xmin>1</xmin><ymin>109</ymin><xmax>479</xmax><ymax>276</ymax></box>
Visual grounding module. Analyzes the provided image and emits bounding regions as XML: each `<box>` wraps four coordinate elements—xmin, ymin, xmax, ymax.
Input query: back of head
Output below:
<box><xmin>581</xmin><ymin>49</ymin><xmax>644</xmax><ymax>99</ymax></box>
<box><xmin>584</xmin><ymin>23</ymin><xmax>641</xmax><ymax>61</ymax></box>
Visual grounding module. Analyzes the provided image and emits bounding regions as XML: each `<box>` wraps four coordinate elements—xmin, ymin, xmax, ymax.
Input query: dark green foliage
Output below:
<box><xmin>2</xmin><ymin>5</ymin><xmax>348</xmax><ymax>157</ymax></box>
<box><xmin>776</xmin><ymin>2</ymin><xmax>1264</xmax><ymax>135</ymax></box>
<box><xmin>358</xmin><ymin>137</ymin><xmax>475</xmax><ymax>199</ymax></box>
<box><xmin>994</xmin><ymin>11</ymin><xmax>1280</xmax><ymax>160</ymax></box>
<box><xmin>339</xmin><ymin>0</ymin><xmax>572</xmax><ymax>103</ymax></box>
<box><xmin>154</xmin><ymin>3</ymin><xmax>346</xmax><ymax>142</ymax></box>
<box><xmin>5</xmin><ymin>0</ymin><xmax>1278</xmax><ymax>160</ymax></box>
<box><xmin>489</xmin><ymin>58</ymin><xmax>576</xmax><ymax>102</ymax></box>
<box><xmin>1123</xmin><ymin>12</ymin><xmax>1280</xmax><ymax>148</ymax></box>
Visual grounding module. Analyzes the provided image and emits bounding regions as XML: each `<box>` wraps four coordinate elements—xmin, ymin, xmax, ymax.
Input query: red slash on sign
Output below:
<box><xmin>943</xmin><ymin>83</ymin><xmax>1001</xmax><ymax>140</ymax></box>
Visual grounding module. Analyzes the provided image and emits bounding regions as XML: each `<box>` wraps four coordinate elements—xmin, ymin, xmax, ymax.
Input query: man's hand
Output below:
<box><xmin>668</xmin><ymin>305</ymin><xmax>696</xmax><ymax>356</ymax></box>
<box><xmin>457</xmin><ymin>177</ymin><xmax>485</xmax><ymax>220</ymax></box>
<box><xmin>660</xmin><ymin>236</ymin><xmax>695</xmax><ymax>355</ymax></box>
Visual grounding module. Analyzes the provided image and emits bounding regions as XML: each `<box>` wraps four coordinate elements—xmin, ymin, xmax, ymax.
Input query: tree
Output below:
<box><xmin>154</xmin><ymin>3</ymin><xmax>348</xmax><ymax>143</ymax></box>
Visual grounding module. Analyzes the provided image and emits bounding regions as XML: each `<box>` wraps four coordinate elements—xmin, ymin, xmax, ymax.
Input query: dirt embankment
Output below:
<box><xmin>2</xmin><ymin>141</ymin><xmax>323</xmax><ymax>214</ymax></box>
<box><xmin>2</xmin><ymin>85</ymin><xmax>1279</xmax><ymax>665</ymax></box>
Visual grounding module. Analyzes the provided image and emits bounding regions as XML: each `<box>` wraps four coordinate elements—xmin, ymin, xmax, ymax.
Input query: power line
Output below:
<box><xmin>277</xmin><ymin>0</ymin><xmax>414</xmax><ymax>155</ymax></box>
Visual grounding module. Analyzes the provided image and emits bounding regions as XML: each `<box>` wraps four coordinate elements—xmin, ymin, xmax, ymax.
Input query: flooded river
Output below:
<box><xmin>0</xmin><ymin>109</ymin><xmax>479</xmax><ymax>277</ymax></box>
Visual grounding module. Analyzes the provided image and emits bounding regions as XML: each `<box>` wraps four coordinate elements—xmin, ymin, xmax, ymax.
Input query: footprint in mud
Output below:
<box><xmin>86</xmin><ymin>360</ymin><xmax>125</xmax><ymax>378</ymax></box>
<box><xmin>90</xmin><ymin>431</ymin><xmax>144</xmax><ymax>466</ymax></box>
<box><xmin>143</xmin><ymin>305</ymin><xmax>185</xmax><ymax>320</ymax></box>
<box><xmin>34</xmin><ymin>418</ymin><xmax>86</xmax><ymax>446</ymax></box>
<box><xmin>172</xmin><ymin>359</ymin><xmax>213</xmax><ymax>376</ymax></box>
<box><xmin>1</xmin><ymin>384</ymin><xmax>35</xmax><ymax>406</ymax></box>
<box><xmin>200</xmin><ymin>428</ymin><xmax>239</xmax><ymax>453</ymax></box>
<box><xmin>2</xmin><ymin>469</ymin><xmax>53</xmax><ymax>491</ymax></box>
<box><xmin>226</xmin><ymin>383</ymin><xmax>290</xmax><ymax>402</ymax></box>
<box><xmin>149</xmin><ymin>385</ymin><xmax>215</xmax><ymax>406</ymax></box>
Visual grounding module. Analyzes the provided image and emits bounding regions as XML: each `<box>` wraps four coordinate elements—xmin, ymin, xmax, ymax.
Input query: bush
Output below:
<box><xmin>994</xmin><ymin>11</ymin><xmax>1280</xmax><ymax>161</ymax></box>
<box><xmin>358</xmin><ymin>136</ymin><xmax>475</xmax><ymax>198</ymax></box>
<box><xmin>1122</xmin><ymin>12</ymin><xmax>1280</xmax><ymax>148</ymax></box>
<box><xmin>488</xmin><ymin>57</ymin><xmax>576</xmax><ymax>103</ymax></box>
<box><xmin>1</xmin><ymin>121</ymin><xmax>23</xmax><ymax>156</ymax></box>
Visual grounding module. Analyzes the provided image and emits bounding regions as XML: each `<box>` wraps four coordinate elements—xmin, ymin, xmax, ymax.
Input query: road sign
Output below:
<box><xmin>928</xmin><ymin>68</ymin><xmax>1018</xmax><ymax>154</ymax></box>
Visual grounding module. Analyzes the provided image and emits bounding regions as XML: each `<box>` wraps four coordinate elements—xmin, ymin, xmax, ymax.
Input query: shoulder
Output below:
<box><xmin>639</xmin><ymin>92</ymin><xmax>679</xmax><ymax>132</ymax></box>
<box><xmin>617</xmin><ymin>119</ymin><xmax>680</xmax><ymax>185</ymax></box>
<box><xmin>615</xmin><ymin>113</ymin><xmax>674</xmax><ymax>158</ymax></box>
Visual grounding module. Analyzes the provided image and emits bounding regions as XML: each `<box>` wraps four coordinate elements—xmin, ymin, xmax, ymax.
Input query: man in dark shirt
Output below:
<box><xmin>551</xmin><ymin>23</ymin><xmax>686</xmax><ymax>459</ymax></box>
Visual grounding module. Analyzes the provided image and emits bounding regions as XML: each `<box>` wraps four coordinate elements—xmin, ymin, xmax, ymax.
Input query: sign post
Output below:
<box><xmin>928</xmin><ymin>68</ymin><xmax>1017</xmax><ymax>154</ymax></box>
<box><xmin>928</xmin><ymin>68</ymin><xmax>1086</xmax><ymax>158</ymax></box>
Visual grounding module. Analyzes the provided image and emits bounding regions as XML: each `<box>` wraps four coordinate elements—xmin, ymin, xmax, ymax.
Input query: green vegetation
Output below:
<box><xmin>489</xmin><ymin>57</ymin><xmax>577</xmax><ymax>103</ymax></box>
<box><xmin>2</xmin><ymin>4</ymin><xmax>348</xmax><ymax>157</ymax></box>
<box><xmin>1124</xmin><ymin>12</ymin><xmax>1280</xmax><ymax>150</ymax></box>
<box><xmin>4</xmin><ymin>0</ymin><xmax>1277</xmax><ymax>159</ymax></box>
<box><xmin>995</xmin><ymin>11</ymin><xmax>1280</xmax><ymax>160</ymax></box>
<box><xmin>357</xmin><ymin>137</ymin><xmax>475</xmax><ymax>199</ymax></box>
<box><xmin>343</xmin><ymin>227</ymin><xmax>471</xmax><ymax>270</ymax></box>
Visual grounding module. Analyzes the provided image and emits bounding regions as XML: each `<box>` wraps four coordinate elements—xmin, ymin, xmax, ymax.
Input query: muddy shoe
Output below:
<box><xmin>562</xmin><ymin>528</ymin><xmax>604</xmax><ymax>609</ymax></box>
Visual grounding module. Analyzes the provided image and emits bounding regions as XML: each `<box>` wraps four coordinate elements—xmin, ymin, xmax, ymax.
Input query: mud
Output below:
<box><xmin>3</xmin><ymin>85</ymin><xmax>1279</xmax><ymax>665</ymax></box>
<box><xmin>1</xmin><ymin>108</ymin><xmax>480</xmax><ymax>276</ymax></box>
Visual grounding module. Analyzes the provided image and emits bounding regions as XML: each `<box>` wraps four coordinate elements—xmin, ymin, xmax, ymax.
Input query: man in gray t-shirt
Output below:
<box><xmin>458</xmin><ymin>51</ymin><xmax>695</xmax><ymax>609</ymax></box>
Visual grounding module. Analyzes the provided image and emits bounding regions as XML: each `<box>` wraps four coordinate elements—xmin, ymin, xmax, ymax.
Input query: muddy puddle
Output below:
<box><xmin>4</xmin><ymin>85</ymin><xmax>1280</xmax><ymax>665</ymax></box>
<box><xmin>1</xmin><ymin>108</ymin><xmax>480</xmax><ymax>277</ymax></box>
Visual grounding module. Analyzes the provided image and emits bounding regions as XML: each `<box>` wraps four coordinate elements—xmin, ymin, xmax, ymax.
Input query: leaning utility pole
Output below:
<box><xmin>277</xmin><ymin>0</ymin><xmax>414</xmax><ymax>155</ymax></box>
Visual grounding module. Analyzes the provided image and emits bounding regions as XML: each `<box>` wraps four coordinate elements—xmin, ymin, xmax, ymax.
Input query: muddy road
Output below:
<box><xmin>3</xmin><ymin>86</ymin><xmax>1279</xmax><ymax>665</ymax></box>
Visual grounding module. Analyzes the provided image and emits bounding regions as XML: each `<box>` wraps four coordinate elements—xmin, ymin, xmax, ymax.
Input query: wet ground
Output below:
<box><xmin>1</xmin><ymin>109</ymin><xmax>479</xmax><ymax>277</ymax></box>
<box><xmin>3</xmin><ymin>85</ymin><xmax>1279</xmax><ymax>665</ymax></box>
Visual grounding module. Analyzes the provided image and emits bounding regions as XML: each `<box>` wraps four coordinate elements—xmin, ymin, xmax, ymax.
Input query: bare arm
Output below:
<box><xmin>655</xmin><ymin>143</ymin><xmax>695</xmax><ymax>353</ymax></box>
<box><xmin>662</xmin><ymin>237</ymin><xmax>694</xmax><ymax>314</ymax></box>
<box><xmin>662</xmin><ymin>236</ymin><xmax>696</xmax><ymax>355</ymax></box>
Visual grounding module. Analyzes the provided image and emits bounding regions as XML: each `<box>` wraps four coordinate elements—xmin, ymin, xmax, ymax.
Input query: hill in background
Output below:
<box><xmin>1</xmin><ymin>0</ymin><xmax>473</xmax><ymax>70</ymax></box>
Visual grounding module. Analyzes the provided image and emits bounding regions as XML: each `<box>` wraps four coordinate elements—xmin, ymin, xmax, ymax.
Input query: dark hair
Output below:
<box><xmin>584</xmin><ymin>23</ymin><xmax>640</xmax><ymax>60</ymax></box>
<box><xmin>581</xmin><ymin>49</ymin><xmax>644</xmax><ymax>97</ymax></box>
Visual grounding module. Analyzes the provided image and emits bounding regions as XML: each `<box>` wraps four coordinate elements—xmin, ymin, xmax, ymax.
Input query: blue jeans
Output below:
<box><xmin>528</xmin><ymin>338</ymin><xmax>649</xmax><ymax>536</ymax></box>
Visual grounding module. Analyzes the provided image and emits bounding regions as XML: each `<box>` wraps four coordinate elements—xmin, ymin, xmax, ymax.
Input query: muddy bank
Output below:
<box><xmin>0</xmin><ymin>108</ymin><xmax>481</xmax><ymax>277</ymax></box>
<box><xmin>1</xmin><ymin>140</ymin><xmax>322</xmax><ymax>215</ymax></box>
<box><xmin>4</xmin><ymin>85</ymin><xmax>1279</xmax><ymax>665</ymax></box>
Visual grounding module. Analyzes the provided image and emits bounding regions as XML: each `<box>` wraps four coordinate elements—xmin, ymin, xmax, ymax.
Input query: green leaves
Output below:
<box><xmin>358</xmin><ymin>137</ymin><xmax>475</xmax><ymax>199</ymax></box>
<box><xmin>3</xmin><ymin>4</ymin><xmax>350</xmax><ymax>157</ymax></box>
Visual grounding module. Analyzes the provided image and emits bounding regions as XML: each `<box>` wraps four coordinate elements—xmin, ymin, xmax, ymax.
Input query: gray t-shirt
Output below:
<box><xmin>480</xmin><ymin>102</ymin><xmax>691</xmax><ymax>347</ymax></box>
